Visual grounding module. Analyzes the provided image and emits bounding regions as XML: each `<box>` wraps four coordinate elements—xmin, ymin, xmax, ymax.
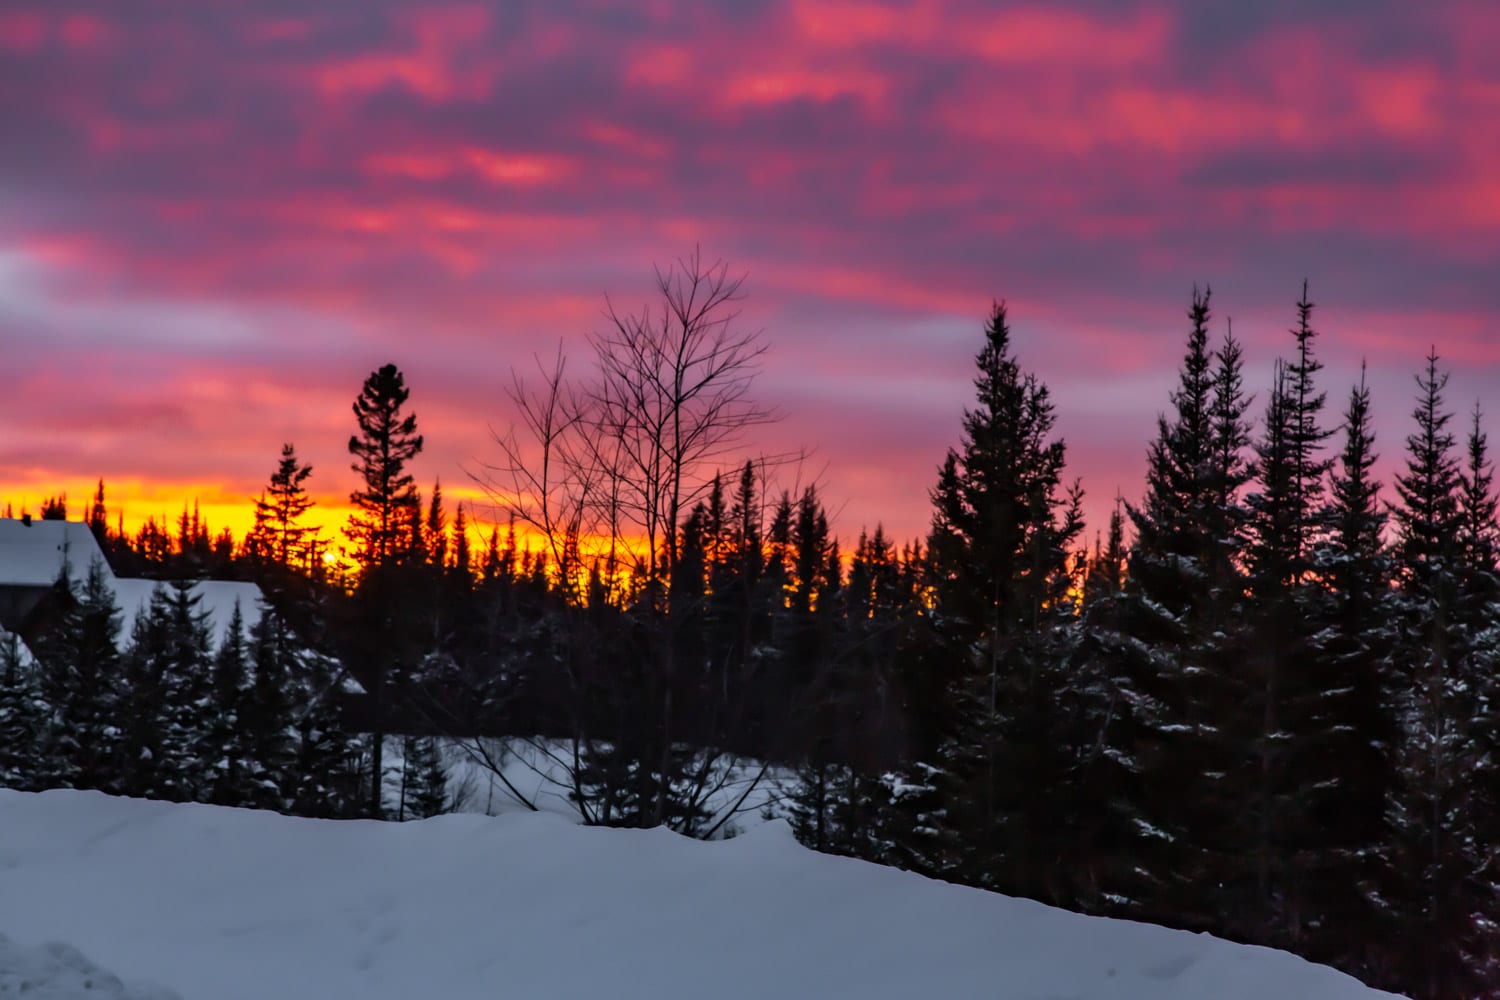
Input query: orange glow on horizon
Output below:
<box><xmin>0</xmin><ymin>478</ymin><xmax>534</xmax><ymax>564</ymax></box>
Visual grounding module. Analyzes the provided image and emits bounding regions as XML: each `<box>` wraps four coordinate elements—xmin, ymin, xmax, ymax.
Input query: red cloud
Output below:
<box><xmin>2</xmin><ymin>0</ymin><xmax>1498</xmax><ymax>546</ymax></box>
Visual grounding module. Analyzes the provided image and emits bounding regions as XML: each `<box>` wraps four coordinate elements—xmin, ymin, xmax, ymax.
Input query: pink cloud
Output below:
<box><xmin>2</xmin><ymin>0</ymin><xmax>1498</xmax><ymax>546</ymax></box>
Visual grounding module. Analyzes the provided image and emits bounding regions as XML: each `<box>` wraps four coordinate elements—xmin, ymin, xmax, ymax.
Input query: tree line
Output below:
<box><xmin>3</xmin><ymin>256</ymin><xmax>1497</xmax><ymax>997</ymax></box>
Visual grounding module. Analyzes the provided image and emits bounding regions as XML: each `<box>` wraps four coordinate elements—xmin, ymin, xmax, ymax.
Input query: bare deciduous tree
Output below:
<box><xmin>466</xmin><ymin>250</ymin><xmax>783</xmax><ymax>834</ymax></box>
<box><xmin>590</xmin><ymin>247</ymin><xmax>775</xmax><ymax>600</ymax></box>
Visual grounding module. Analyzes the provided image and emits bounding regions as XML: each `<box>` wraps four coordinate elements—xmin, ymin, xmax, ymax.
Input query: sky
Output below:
<box><xmin>2</xmin><ymin>0</ymin><xmax>1498</xmax><ymax>552</ymax></box>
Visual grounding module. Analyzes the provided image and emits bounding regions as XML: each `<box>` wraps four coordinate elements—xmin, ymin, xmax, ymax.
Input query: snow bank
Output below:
<box><xmin>0</xmin><ymin>790</ymin><xmax>1398</xmax><ymax>1000</ymax></box>
<box><xmin>0</xmin><ymin>932</ymin><xmax>180</xmax><ymax>999</ymax></box>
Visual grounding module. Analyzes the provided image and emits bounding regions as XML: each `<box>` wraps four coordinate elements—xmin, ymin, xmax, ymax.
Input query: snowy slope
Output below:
<box><xmin>0</xmin><ymin>934</ymin><xmax>180</xmax><ymax>999</ymax></box>
<box><xmin>0</xmin><ymin>790</ymin><xmax>1399</xmax><ymax>1000</ymax></box>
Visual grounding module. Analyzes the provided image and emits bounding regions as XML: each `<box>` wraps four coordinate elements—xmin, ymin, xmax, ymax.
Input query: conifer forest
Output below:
<box><xmin>6</xmin><ymin>261</ymin><xmax>1500</xmax><ymax>999</ymax></box>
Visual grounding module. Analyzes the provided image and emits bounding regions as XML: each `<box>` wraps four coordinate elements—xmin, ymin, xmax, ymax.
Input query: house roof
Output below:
<box><xmin>0</xmin><ymin>518</ymin><xmax>108</xmax><ymax>588</ymax></box>
<box><xmin>0</xmin><ymin>517</ymin><xmax>263</xmax><ymax>651</ymax></box>
<box><xmin>113</xmin><ymin>579</ymin><xmax>266</xmax><ymax>650</ymax></box>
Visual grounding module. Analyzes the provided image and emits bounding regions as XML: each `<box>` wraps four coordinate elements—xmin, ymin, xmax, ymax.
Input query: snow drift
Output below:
<box><xmin>0</xmin><ymin>933</ymin><xmax>179</xmax><ymax>999</ymax></box>
<box><xmin>0</xmin><ymin>790</ymin><xmax>1397</xmax><ymax>999</ymax></box>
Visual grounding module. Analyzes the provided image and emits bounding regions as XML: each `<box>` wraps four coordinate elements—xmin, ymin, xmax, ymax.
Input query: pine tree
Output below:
<box><xmin>243</xmin><ymin>605</ymin><xmax>299</xmax><ymax>811</ymax></box>
<box><xmin>426</xmin><ymin>481</ymin><xmax>448</xmax><ymax>569</ymax></box>
<box><xmin>204</xmin><ymin>601</ymin><xmax>255</xmax><ymax>806</ymax></box>
<box><xmin>451</xmin><ymin>503</ymin><xmax>471</xmax><ymax>579</ymax></box>
<box><xmin>924</xmin><ymin>301</ymin><xmax>1084</xmax><ymax>899</ymax></box>
<box><xmin>345</xmin><ymin>363</ymin><xmax>424</xmax><ymax>818</ymax></box>
<box><xmin>1383</xmin><ymin>350</ymin><xmax>1493</xmax><ymax>997</ymax></box>
<box><xmin>289</xmin><ymin>651</ymin><xmax>367</xmax><ymax>821</ymax></box>
<box><xmin>1113</xmin><ymin>288</ymin><xmax>1252</xmax><ymax>931</ymax></box>
<box><xmin>1304</xmin><ymin>366</ymin><xmax>1398</xmax><ymax>975</ymax></box>
<box><xmin>1080</xmin><ymin>498</ymin><xmax>1127</xmax><ymax>610</ymax></box>
<box><xmin>1130</xmin><ymin>288</ymin><xmax>1216</xmax><ymax>614</ymax></box>
<box><xmin>0</xmin><ymin>631</ymin><xmax>43</xmax><ymax>789</ymax></box>
<box><xmin>399</xmin><ymin>736</ymin><xmax>449</xmax><ymax>820</ymax></box>
<box><xmin>118</xmin><ymin>581</ymin><xmax>214</xmax><ymax>802</ymax></box>
<box><xmin>1238</xmin><ymin>289</ymin><xmax>1337</xmax><ymax>944</ymax></box>
<box><xmin>88</xmin><ymin>479</ymin><xmax>108</xmax><ymax>549</ymax></box>
<box><xmin>34</xmin><ymin>560</ymin><xmax>124</xmax><ymax>791</ymax></box>
<box><xmin>1452</xmin><ymin>403</ymin><xmax>1500</xmax><ymax>990</ymax></box>
<box><xmin>252</xmin><ymin>443</ymin><xmax>317</xmax><ymax>570</ymax></box>
<box><xmin>246</xmin><ymin>602</ymin><xmax>363</xmax><ymax>819</ymax></box>
<box><xmin>347</xmin><ymin>364</ymin><xmax>423</xmax><ymax>569</ymax></box>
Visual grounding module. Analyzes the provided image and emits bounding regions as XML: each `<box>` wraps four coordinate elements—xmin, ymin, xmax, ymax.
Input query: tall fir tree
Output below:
<box><xmin>399</xmin><ymin>736</ymin><xmax>449</xmax><ymax>820</ymax></box>
<box><xmin>34</xmin><ymin>560</ymin><xmax>124</xmax><ymax>791</ymax></box>
<box><xmin>1113</xmin><ymin>288</ymin><xmax>1253</xmax><ymax>932</ymax></box>
<box><xmin>118</xmin><ymin>581</ymin><xmax>215</xmax><ymax>802</ymax></box>
<box><xmin>345</xmin><ymin>363</ymin><xmax>424</xmax><ymax>818</ymax></box>
<box><xmin>1451</xmin><ymin>403</ymin><xmax>1500</xmax><ymax>991</ymax></box>
<box><xmin>243</xmin><ymin>604</ymin><xmax>298</xmax><ymax>810</ymax></box>
<box><xmin>88</xmin><ymin>479</ymin><xmax>108</xmax><ymax>549</ymax></box>
<box><xmin>923</xmin><ymin>301</ymin><xmax>1084</xmax><ymax>898</ymax></box>
<box><xmin>203</xmin><ymin>601</ymin><xmax>256</xmax><ymax>806</ymax></box>
<box><xmin>0</xmin><ymin>631</ymin><xmax>43</xmax><ymax>789</ymax></box>
<box><xmin>1303</xmin><ymin>365</ymin><xmax>1399</xmax><ymax>976</ymax></box>
<box><xmin>347</xmin><ymin>364</ymin><xmax>424</xmax><ymax>568</ymax></box>
<box><xmin>1238</xmin><ymin>289</ymin><xmax>1336</xmax><ymax>944</ymax></box>
<box><xmin>1382</xmin><ymin>350</ymin><xmax>1493</xmax><ymax>997</ymax></box>
<box><xmin>252</xmin><ymin>443</ymin><xmax>317</xmax><ymax>571</ymax></box>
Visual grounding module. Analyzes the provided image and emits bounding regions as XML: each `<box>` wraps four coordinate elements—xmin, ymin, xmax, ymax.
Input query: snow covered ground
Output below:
<box><xmin>0</xmin><ymin>933</ymin><xmax>180</xmax><ymax>999</ymax></box>
<box><xmin>0</xmin><ymin>790</ymin><xmax>1397</xmax><ymax>999</ymax></box>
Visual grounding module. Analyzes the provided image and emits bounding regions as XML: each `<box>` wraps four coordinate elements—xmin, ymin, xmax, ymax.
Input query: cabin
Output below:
<box><xmin>0</xmin><ymin>516</ymin><xmax>264</xmax><ymax>660</ymax></box>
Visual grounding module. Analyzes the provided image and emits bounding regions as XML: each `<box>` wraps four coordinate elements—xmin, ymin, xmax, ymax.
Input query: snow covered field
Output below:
<box><xmin>0</xmin><ymin>790</ymin><xmax>1398</xmax><ymax>999</ymax></box>
<box><xmin>0</xmin><ymin>933</ymin><xmax>179</xmax><ymax>999</ymax></box>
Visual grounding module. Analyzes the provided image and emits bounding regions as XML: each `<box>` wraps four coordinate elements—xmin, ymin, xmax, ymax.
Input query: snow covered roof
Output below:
<box><xmin>112</xmin><ymin>579</ymin><xmax>264</xmax><ymax>651</ymax></box>
<box><xmin>0</xmin><ymin>517</ymin><xmax>262</xmax><ymax>652</ymax></box>
<box><xmin>0</xmin><ymin>517</ymin><xmax>108</xmax><ymax>588</ymax></box>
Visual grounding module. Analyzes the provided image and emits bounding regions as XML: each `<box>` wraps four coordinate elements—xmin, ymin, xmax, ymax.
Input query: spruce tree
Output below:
<box><xmin>1113</xmin><ymin>288</ymin><xmax>1252</xmax><ymax>931</ymax></box>
<box><xmin>243</xmin><ymin>605</ymin><xmax>299</xmax><ymax>811</ymax></box>
<box><xmin>1080</xmin><ymin>498</ymin><xmax>1127</xmax><ymax>610</ymax></box>
<box><xmin>451</xmin><ymin>504</ymin><xmax>472</xmax><ymax>579</ymax></box>
<box><xmin>252</xmin><ymin>443</ymin><xmax>317</xmax><ymax>571</ymax></box>
<box><xmin>204</xmin><ymin>601</ymin><xmax>255</xmax><ymax>806</ymax></box>
<box><xmin>925</xmin><ymin>301</ymin><xmax>1083</xmax><ymax>898</ymax></box>
<box><xmin>399</xmin><ymin>736</ymin><xmax>449</xmax><ymax>820</ymax></box>
<box><xmin>1383</xmin><ymin>350</ymin><xmax>1493</xmax><ymax>997</ymax></box>
<box><xmin>345</xmin><ymin>363</ymin><xmax>424</xmax><ymax>818</ymax></box>
<box><xmin>247</xmin><ymin>604</ymin><xmax>364</xmax><ymax>819</ymax></box>
<box><xmin>426</xmin><ymin>481</ymin><xmax>448</xmax><ymax>569</ymax></box>
<box><xmin>347</xmin><ymin>364</ymin><xmax>423</xmax><ymax>568</ymax></box>
<box><xmin>1238</xmin><ymin>290</ymin><xmax>1336</xmax><ymax>944</ymax></box>
<box><xmin>1304</xmin><ymin>366</ymin><xmax>1398</xmax><ymax>975</ymax></box>
<box><xmin>88</xmin><ymin>479</ymin><xmax>108</xmax><ymax>549</ymax></box>
<box><xmin>1129</xmin><ymin>288</ymin><xmax>1216</xmax><ymax>614</ymax></box>
<box><xmin>1451</xmin><ymin>404</ymin><xmax>1500</xmax><ymax>990</ymax></box>
<box><xmin>34</xmin><ymin>560</ymin><xmax>124</xmax><ymax>791</ymax></box>
<box><xmin>118</xmin><ymin>581</ymin><xmax>214</xmax><ymax>802</ymax></box>
<box><xmin>0</xmin><ymin>632</ymin><xmax>43</xmax><ymax>790</ymax></box>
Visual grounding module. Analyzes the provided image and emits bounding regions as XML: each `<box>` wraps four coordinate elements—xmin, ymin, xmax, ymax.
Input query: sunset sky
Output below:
<box><xmin>2</xmin><ymin>1</ymin><xmax>1498</xmax><ymax>551</ymax></box>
